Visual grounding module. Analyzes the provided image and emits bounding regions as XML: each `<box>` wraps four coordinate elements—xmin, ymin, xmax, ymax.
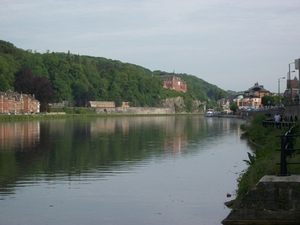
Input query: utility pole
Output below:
<box><xmin>295</xmin><ymin>59</ymin><xmax>300</xmax><ymax>119</ymax></box>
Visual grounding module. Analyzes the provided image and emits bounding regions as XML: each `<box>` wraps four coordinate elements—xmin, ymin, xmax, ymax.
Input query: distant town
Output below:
<box><xmin>1</xmin><ymin>74</ymin><xmax>298</xmax><ymax>115</ymax></box>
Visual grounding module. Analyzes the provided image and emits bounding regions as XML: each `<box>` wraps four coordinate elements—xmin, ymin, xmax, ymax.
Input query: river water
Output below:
<box><xmin>0</xmin><ymin>115</ymin><xmax>251</xmax><ymax>225</ymax></box>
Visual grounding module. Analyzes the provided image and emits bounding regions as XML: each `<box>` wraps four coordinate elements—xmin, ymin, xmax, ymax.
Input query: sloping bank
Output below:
<box><xmin>222</xmin><ymin>114</ymin><xmax>300</xmax><ymax>225</ymax></box>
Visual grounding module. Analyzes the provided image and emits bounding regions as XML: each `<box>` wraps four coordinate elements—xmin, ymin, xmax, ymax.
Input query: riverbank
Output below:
<box><xmin>234</xmin><ymin>114</ymin><xmax>299</xmax><ymax>200</ymax></box>
<box><xmin>222</xmin><ymin>114</ymin><xmax>300</xmax><ymax>224</ymax></box>
<box><xmin>223</xmin><ymin>175</ymin><xmax>300</xmax><ymax>225</ymax></box>
<box><xmin>0</xmin><ymin>111</ymin><xmax>203</xmax><ymax>122</ymax></box>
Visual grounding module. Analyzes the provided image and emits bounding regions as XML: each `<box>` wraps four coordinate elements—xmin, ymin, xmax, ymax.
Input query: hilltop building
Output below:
<box><xmin>0</xmin><ymin>90</ymin><xmax>40</xmax><ymax>114</ymax></box>
<box><xmin>161</xmin><ymin>75</ymin><xmax>187</xmax><ymax>93</ymax></box>
<box><xmin>234</xmin><ymin>82</ymin><xmax>270</xmax><ymax>108</ymax></box>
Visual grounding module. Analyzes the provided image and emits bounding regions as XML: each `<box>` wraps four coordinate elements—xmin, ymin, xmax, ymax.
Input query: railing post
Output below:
<box><xmin>277</xmin><ymin>127</ymin><xmax>298</xmax><ymax>176</ymax></box>
<box><xmin>278</xmin><ymin>135</ymin><xmax>289</xmax><ymax>176</ymax></box>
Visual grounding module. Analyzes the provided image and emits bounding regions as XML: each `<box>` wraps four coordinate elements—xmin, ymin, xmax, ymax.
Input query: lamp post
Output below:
<box><xmin>288</xmin><ymin>62</ymin><xmax>295</xmax><ymax>98</ymax></box>
<box><xmin>295</xmin><ymin>58</ymin><xmax>300</xmax><ymax>120</ymax></box>
<box><xmin>278</xmin><ymin>77</ymin><xmax>285</xmax><ymax>95</ymax></box>
<box><xmin>278</xmin><ymin>77</ymin><xmax>285</xmax><ymax>105</ymax></box>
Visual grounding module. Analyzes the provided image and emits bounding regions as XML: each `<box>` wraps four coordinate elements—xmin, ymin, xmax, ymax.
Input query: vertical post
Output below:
<box><xmin>296</xmin><ymin>59</ymin><xmax>300</xmax><ymax>121</ymax></box>
<box><xmin>298</xmin><ymin>61</ymin><xmax>300</xmax><ymax>121</ymax></box>
<box><xmin>288</xmin><ymin>62</ymin><xmax>296</xmax><ymax>98</ymax></box>
<box><xmin>278</xmin><ymin>77</ymin><xmax>285</xmax><ymax>105</ymax></box>
<box><xmin>278</xmin><ymin>135</ymin><xmax>288</xmax><ymax>176</ymax></box>
<box><xmin>278</xmin><ymin>78</ymin><xmax>280</xmax><ymax>96</ymax></box>
<box><xmin>289</xmin><ymin>63</ymin><xmax>291</xmax><ymax>97</ymax></box>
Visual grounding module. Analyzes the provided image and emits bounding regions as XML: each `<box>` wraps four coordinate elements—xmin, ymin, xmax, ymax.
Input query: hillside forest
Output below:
<box><xmin>0</xmin><ymin>40</ymin><xmax>227</xmax><ymax>112</ymax></box>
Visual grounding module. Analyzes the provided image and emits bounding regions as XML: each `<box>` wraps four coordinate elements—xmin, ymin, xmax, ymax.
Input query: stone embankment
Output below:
<box><xmin>95</xmin><ymin>107</ymin><xmax>175</xmax><ymax>115</ymax></box>
<box><xmin>222</xmin><ymin>175</ymin><xmax>300</xmax><ymax>225</ymax></box>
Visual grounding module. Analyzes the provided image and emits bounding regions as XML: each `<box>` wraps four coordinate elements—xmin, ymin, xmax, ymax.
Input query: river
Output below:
<box><xmin>0</xmin><ymin>115</ymin><xmax>252</xmax><ymax>225</ymax></box>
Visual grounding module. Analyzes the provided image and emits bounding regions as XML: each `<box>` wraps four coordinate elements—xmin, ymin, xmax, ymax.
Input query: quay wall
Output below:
<box><xmin>95</xmin><ymin>107</ymin><xmax>175</xmax><ymax>115</ymax></box>
<box><xmin>283</xmin><ymin>100</ymin><xmax>300</xmax><ymax>122</ymax></box>
<box><xmin>222</xmin><ymin>175</ymin><xmax>300</xmax><ymax>225</ymax></box>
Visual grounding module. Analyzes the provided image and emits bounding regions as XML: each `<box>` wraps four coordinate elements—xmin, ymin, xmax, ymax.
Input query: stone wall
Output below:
<box><xmin>222</xmin><ymin>175</ymin><xmax>300</xmax><ymax>225</ymax></box>
<box><xmin>95</xmin><ymin>107</ymin><xmax>175</xmax><ymax>115</ymax></box>
<box><xmin>284</xmin><ymin>100</ymin><xmax>300</xmax><ymax>121</ymax></box>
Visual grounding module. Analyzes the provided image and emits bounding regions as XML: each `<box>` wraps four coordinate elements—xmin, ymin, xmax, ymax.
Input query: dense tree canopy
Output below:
<box><xmin>14</xmin><ymin>67</ymin><xmax>55</xmax><ymax>111</ymax></box>
<box><xmin>0</xmin><ymin>40</ymin><xmax>227</xmax><ymax>110</ymax></box>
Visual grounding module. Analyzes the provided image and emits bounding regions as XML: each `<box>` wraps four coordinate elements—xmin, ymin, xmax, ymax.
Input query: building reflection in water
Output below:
<box><xmin>91</xmin><ymin>116</ymin><xmax>188</xmax><ymax>154</ymax></box>
<box><xmin>0</xmin><ymin>121</ymin><xmax>40</xmax><ymax>151</ymax></box>
<box><xmin>0</xmin><ymin>117</ymin><xmax>242</xmax><ymax>155</ymax></box>
<box><xmin>164</xmin><ymin>135</ymin><xmax>187</xmax><ymax>154</ymax></box>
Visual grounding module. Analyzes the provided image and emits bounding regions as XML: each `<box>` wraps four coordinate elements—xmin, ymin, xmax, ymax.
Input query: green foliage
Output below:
<box><xmin>242</xmin><ymin>114</ymin><xmax>269</xmax><ymax>145</ymax></box>
<box><xmin>63</xmin><ymin>107</ymin><xmax>97</xmax><ymax>114</ymax></box>
<box><xmin>240</xmin><ymin>123</ymin><xmax>247</xmax><ymax>131</ymax></box>
<box><xmin>14</xmin><ymin>68</ymin><xmax>55</xmax><ymax>111</ymax></box>
<box><xmin>0</xmin><ymin>40</ymin><xmax>227</xmax><ymax>111</ymax></box>
<box><xmin>0</xmin><ymin>74</ymin><xmax>11</xmax><ymax>91</ymax></box>
<box><xmin>0</xmin><ymin>55</ymin><xmax>16</xmax><ymax>90</ymax></box>
<box><xmin>236</xmin><ymin>114</ymin><xmax>300</xmax><ymax>203</ymax></box>
<box><xmin>262</xmin><ymin>95</ymin><xmax>280</xmax><ymax>106</ymax></box>
<box><xmin>243</xmin><ymin>152</ymin><xmax>257</xmax><ymax>166</ymax></box>
<box><xmin>251</xmin><ymin>113</ymin><xmax>267</xmax><ymax>125</ymax></box>
<box><xmin>52</xmin><ymin>77</ymin><xmax>73</xmax><ymax>101</ymax></box>
<box><xmin>230</xmin><ymin>102</ymin><xmax>239</xmax><ymax>112</ymax></box>
<box><xmin>184</xmin><ymin>97</ymin><xmax>193</xmax><ymax>112</ymax></box>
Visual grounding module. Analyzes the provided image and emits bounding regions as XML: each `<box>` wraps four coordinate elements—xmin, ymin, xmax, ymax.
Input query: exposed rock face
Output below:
<box><xmin>162</xmin><ymin>97</ymin><xmax>186</xmax><ymax>108</ymax></box>
<box><xmin>222</xmin><ymin>175</ymin><xmax>300</xmax><ymax>225</ymax></box>
<box><xmin>162</xmin><ymin>97</ymin><xmax>205</xmax><ymax>113</ymax></box>
<box><xmin>193</xmin><ymin>100</ymin><xmax>205</xmax><ymax>113</ymax></box>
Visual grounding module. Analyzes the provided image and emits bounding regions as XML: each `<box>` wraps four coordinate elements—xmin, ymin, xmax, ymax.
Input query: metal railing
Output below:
<box><xmin>262</xmin><ymin>120</ymin><xmax>295</xmax><ymax>129</ymax></box>
<box><xmin>276</xmin><ymin>126</ymin><xmax>300</xmax><ymax>176</ymax></box>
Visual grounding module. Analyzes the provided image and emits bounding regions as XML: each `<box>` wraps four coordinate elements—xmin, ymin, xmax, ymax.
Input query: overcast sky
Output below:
<box><xmin>1</xmin><ymin>0</ymin><xmax>300</xmax><ymax>93</ymax></box>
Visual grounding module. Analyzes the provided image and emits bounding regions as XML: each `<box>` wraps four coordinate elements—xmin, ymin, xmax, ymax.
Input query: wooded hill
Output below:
<box><xmin>0</xmin><ymin>40</ymin><xmax>227</xmax><ymax>111</ymax></box>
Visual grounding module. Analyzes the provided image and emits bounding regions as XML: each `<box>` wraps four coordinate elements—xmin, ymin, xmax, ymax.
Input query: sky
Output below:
<box><xmin>1</xmin><ymin>0</ymin><xmax>300</xmax><ymax>93</ymax></box>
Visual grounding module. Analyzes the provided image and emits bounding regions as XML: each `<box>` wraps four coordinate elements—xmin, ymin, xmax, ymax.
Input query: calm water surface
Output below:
<box><xmin>0</xmin><ymin>116</ymin><xmax>251</xmax><ymax>225</ymax></box>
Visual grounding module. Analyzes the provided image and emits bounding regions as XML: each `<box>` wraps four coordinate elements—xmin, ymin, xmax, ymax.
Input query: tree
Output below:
<box><xmin>184</xmin><ymin>97</ymin><xmax>193</xmax><ymax>112</ymax></box>
<box><xmin>230</xmin><ymin>102</ymin><xmax>239</xmax><ymax>113</ymax></box>
<box><xmin>0</xmin><ymin>74</ymin><xmax>10</xmax><ymax>91</ymax></box>
<box><xmin>3</xmin><ymin>40</ymin><xmax>230</xmax><ymax>109</ymax></box>
<box><xmin>14</xmin><ymin>68</ymin><xmax>34</xmax><ymax>93</ymax></box>
<box><xmin>215</xmin><ymin>89</ymin><xmax>227</xmax><ymax>100</ymax></box>
<box><xmin>77</xmin><ymin>91</ymin><xmax>91</xmax><ymax>107</ymax></box>
<box><xmin>33</xmin><ymin>76</ymin><xmax>56</xmax><ymax>111</ymax></box>
<box><xmin>14</xmin><ymin>68</ymin><xmax>55</xmax><ymax>111</ymax></box>
<box><xmin>261</xmin><ymin>96</ymin><xmax>278</xmax><ymax>107</ymax></box>
<box><xmin>72</xmin><ymin>81</ymin><xmax>88</xmax><ymax>106</ymax></box>
<box><xmin>52</xmin><ymin>76</ymin><xmax>72</xmax><ymax>102</ymax></box>
<box><xmin>0</xmin><ymin>55</ymin><xmax>15</xmax><ymax>90</ymax></box>
<box><xmin>114</xmin><ymin>96</ymin><xmax>122</xmax><ymax>107</ymax></box>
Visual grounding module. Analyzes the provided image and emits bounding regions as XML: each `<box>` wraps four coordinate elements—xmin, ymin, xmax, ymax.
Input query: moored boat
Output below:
<box><xmin>204</xmin><ymin>109</ymin><xmax>215</xmax><ymax>117</ymax></box>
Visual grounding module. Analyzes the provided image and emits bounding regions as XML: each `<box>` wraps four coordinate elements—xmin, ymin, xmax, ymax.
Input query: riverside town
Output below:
<box><xmin>1</xmin><ymin>39</ymin><xmax>300</xmax><ymax>225</ymax></box>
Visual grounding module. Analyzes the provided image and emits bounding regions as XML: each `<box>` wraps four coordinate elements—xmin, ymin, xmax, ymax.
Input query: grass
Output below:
<box><xmin>236</xmin><ymin>114</ymin><xmax>300</xmax><ymax>203</ymax></box>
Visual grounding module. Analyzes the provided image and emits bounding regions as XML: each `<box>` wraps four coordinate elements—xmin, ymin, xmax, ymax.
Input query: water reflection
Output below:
<box><xmin>0</xmin><ymin>116</ymin><xmax>251</xmax><ymax>225</ymax></box>
<box><xmin>0</xmin><ymin>116</ymin><xmax>244</xmax><ymax>196</ymax></box>
<box><xmin>0</xmin><ymin>121</ymin><xmax>40</xmax><ymax>151</ymax></box>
